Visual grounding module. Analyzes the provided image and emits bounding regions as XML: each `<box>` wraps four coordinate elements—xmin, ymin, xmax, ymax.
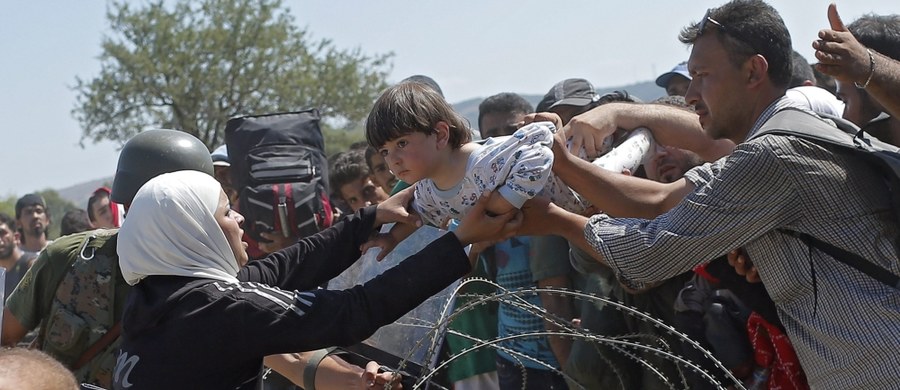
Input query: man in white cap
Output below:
<box><xmin>655</xmin><ymin>61</ymin><xmax>692</xmax><ymax>97</ymax></box>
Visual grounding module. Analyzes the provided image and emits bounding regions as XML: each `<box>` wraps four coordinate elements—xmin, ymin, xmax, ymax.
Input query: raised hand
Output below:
<box><xmin>813</xmin><ymin>4</ymin><xmax>873</xmax><ymax>85</ymax></box>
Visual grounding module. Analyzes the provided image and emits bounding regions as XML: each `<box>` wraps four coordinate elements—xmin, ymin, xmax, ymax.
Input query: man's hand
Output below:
<box><xmin>361</xmin><ymin>361</ymin><xmax>403</xmax><ymax>389</ymax></box>
<box><xmin>813</xmin><ymin>4</ymin><xmax>872</xmax><ymax>84</ymax></box>
<box><xmin>522</xmin><ymin>112</ymin><xmax>564</xmax><ymax>131</ymax></box>
<box><xmin>374</xmin><ymin>185</ymin><xmax>422</xmax><ymax>227</ymax></box>
<box><xmin>453</xmin><ymin>191</ymin><xmax>521</xmax><ymax>249</ymax></box>
<box><xmin>564</xmin><ymin>105</ymin><xmax>619</xmax><ymax>159</ymax></box>
<box><xmin>517</xmin><ymin>197</ymin><xmax>555</xmax><ymax>237</ymax></box>
<box><xmin>727</xmin><ymin>248</ymin><xmax>761</xmax><ymax>284</ymax></box>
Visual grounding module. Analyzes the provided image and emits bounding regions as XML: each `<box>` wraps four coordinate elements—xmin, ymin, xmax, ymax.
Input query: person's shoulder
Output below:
<box><xmin>44</xmin><ymin>229</ymin><xmax>117</xmax><ymax>257</ymax></box>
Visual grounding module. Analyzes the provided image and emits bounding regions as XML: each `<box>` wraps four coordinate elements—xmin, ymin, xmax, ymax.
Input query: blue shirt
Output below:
<box><xmin>492</xmin><ymin>236</ymin><xmax>560</xmax><ymax>369</ymax></box>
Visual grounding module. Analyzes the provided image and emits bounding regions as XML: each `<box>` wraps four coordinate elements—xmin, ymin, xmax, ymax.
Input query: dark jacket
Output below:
<box><xmin>113</xmin><ymin>206</ymin><xmax>471</xmax><ymax>389</ymax></box>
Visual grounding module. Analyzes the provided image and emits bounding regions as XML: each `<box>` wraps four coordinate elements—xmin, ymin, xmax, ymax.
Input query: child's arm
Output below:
<box><xmin>486</xmin><ymin>192</ymin><xmax>516</xmax><ymax>216</ymax></box>
<box><xmin>492</xmin><ymin>122</ymin><xmax>557</xmax><ymax>210</ymax></box>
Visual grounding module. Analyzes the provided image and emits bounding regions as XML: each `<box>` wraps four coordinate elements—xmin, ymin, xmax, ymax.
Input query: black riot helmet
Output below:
<box><xmin>110</xmin><ymin>130</ymin><xmax>215</xmax><ymax>205</ymax></box>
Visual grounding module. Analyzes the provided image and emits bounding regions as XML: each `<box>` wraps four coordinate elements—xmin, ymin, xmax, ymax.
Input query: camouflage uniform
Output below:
<box><xmin>7</xmin><ymin>229</ymin><xmax>128</xmax><ymax>388</ymax></box>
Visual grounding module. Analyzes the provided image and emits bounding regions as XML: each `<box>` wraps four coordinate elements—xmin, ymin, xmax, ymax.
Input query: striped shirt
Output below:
<box><xmin>585</xmin><ymin>97</ymin><xmax>900</xmax><ymax>389</ymax></box>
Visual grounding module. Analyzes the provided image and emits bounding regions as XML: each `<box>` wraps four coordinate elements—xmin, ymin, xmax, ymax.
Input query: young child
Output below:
<box><xmin>365</xmin><ymin>82</ymin><xmax>651</xmax><ymax>254</ymax></box>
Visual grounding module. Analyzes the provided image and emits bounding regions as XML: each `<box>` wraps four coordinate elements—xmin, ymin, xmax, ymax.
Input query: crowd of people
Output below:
<box><xmin>2</xmin><ymin>0</ymin><xmax>900</xmax><ymax>389</ymax></box>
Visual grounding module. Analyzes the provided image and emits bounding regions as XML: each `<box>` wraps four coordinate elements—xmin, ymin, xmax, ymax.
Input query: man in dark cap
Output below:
<box><xmin>536</xmin><ymin>78</ymin><xmax>602</xmax><ymax>124</ymax></box>
<box><xmin>15</xmin><ymin>193</ymin><xmax>50</xmax><ymax>255</ymax></box>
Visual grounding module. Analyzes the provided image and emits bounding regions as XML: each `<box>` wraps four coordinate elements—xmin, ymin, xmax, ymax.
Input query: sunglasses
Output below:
<box><xmin>698</xmin><ymin>8</ymin><xmax>757</xmax><ymax>53</ymax></box>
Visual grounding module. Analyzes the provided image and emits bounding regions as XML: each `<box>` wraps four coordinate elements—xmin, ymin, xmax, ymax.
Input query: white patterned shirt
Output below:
<box><xmin>585</xmin><ymin>97</ymin><xmax>900</xmax><ymax>389</ymax></box>
<box><xmin>413</xmin><ymin>122</ymin><xmax>585</xmax><ymax>227</ymax></box>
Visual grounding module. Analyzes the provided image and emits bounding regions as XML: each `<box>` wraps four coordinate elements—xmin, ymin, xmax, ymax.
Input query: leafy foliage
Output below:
<box><xmin>73</xmin><ymin>0</ymin><xmax>392</xmax><ymax>150</ymax></box>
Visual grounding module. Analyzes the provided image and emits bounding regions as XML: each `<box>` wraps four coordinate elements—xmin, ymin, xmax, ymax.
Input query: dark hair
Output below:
<box><xmin>811</xmin><ymin>65</ymin><xmax>837</xmax><ymax>94</ymax></box>
<box><xmin>0</xmin><ymin>212</ymin><xmax>15</xmax><ymax>231</ymax></box>
<box><xmin>364</xmin><ymin>147</ymin><xmax>378</xmax><ymax>171</ymax></box>
<box><xmin>597</xmin><ymin>90</ymin><xmax>641</xmax><ymax>105</ymax></box>
<box><xmin>329</xmin><ymin>149</ymin><xmax>370</xmax><ymax>196</ymax></box>
<box><xmin>477</xmin><ymin>93</ymin><xmax>534</xmax><ymax>130</ymax></box>
<box><xmin>789</xmin><ymin>50</ymin><xmax>815</xmax><ymax>88</ymax></box>
<box><xmin>86</xmin><ymin>190</ymin><xmax>110</xmax><ymax>223</ymax></box>
<box><xmin>848</xmin><ymin>14</ymin><xmax>900</xmax><ymax>61</ymax></box>
<box><xmin>348</xmin><ymin>141</ymin><xmax>369</xmax><ymax>152</ymax></box>
<box><xmin>679</xmin><ymin>0</ymin><xmax>792</xmax><ymax>88</ymax></box>
<box><xmin>366</xmin><ymin>82</ymin><xmax>471</xmax><ymax>150</ymax></box>
<box><xmin>401</xmin><ymin>75</ymin><xmax>444</xmax><ymax>98</ymax></box>
<box><xmin>60</xmin><ymin>209</ymin><xmax>92</xmax><ymax>236</ymax></box>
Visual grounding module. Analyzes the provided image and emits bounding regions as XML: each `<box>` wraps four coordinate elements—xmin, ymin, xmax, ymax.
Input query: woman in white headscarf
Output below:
<box><xmin>113</xmin><ymin>170</ymin><xmax>520</xmax><ymax>390</ymax></box>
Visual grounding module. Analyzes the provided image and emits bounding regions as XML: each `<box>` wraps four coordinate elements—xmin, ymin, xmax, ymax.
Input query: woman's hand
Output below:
<box><xmin>360</xmin><ymin>232</ymin><xmax>399</xmax><ymax>262</ymax></box>
<box><xmin>361</xmin><ymin>361</ymin><xmax>403</xmax><ymax>389</ymax></box>
<box><xmin>374</xmin><ymin>185</ymin><xmax>422</xmax><ymax>228</ymax></box>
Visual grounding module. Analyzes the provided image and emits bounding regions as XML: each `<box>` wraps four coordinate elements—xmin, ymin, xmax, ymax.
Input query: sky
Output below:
<box><xmin>0</xmin><ymin>0</ymin><xmax>896</xmax><ymax>198</ymax></box>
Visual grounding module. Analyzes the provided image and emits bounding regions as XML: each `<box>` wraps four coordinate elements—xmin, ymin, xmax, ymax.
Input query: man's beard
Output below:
<box><xmin>0</xmin><ymin>244</ymin><xmax>13</xmax><ymax>259</ymax></box>
<box><xmin>28</xmin><ymin>225</ymin><xmax>46</xmax><ymax>237</ymax></box>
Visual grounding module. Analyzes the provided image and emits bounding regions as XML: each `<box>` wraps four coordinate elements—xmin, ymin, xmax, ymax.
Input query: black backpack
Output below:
<box><xmin>225</xmin><ymin>109</ymin><xmax>333</xmax><ymax>242</ymax></box>
<box><xmin>754</xmin><ymin>108</ymin><xmax>900</xmax><ymax>290</ymax></box>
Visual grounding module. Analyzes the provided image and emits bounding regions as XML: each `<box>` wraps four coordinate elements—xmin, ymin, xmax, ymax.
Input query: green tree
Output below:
<box><xmin>73</xmin><ymin>0</ymin><xmax>392</xmax><ymax>150</ymax></box>
<box><xmin>0</xmin><ymin>196</ymin><xmax>16</xmax><ymax>219</ymax></box>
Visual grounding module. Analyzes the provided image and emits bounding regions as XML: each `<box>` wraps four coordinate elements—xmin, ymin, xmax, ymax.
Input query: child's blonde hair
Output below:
<box><xmin>366</xmin><ymin>82</ymin><xmax>471</xmax><ymax>149</ymax></box>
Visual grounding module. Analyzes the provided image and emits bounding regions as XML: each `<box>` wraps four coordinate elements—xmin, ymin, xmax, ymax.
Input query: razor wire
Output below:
<box><xmin>375</xmin><ymin>277</ymin><xmax>747</xmax><ymax>390</ymax></box>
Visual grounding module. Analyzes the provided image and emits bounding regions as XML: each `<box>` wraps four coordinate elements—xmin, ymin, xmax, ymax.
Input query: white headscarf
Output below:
<box><xmin>118</xmin><ymin>170</ymin><xmax>240</xmax><ymax>285</ymax></box>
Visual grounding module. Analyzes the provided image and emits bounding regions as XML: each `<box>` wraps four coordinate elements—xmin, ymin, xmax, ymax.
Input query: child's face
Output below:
<box><xmin>378</xmin><ymin>130</ymin><xmax>443</xmax><ymax>183</ymax></box>
<box><xmin>367</xmin><ymin>152</ymin><xmax>398</xmax><ymax>194</ymax></box>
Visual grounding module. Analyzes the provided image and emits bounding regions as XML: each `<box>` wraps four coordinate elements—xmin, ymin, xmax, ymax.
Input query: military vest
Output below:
<box><xmin>41</xmin><ymin>230</ymin><xmax>123</xmax><ymax>388</ymax></box>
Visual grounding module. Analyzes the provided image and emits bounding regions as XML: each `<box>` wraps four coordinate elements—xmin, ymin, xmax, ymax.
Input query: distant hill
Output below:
<box><xmin>453</xmin><ymin>80</ymin><xmax>664</xmax><ymax>132</ymax></box>
<box><xmin>56</xmin><ymin>80</ymin><xmax>664</xmax><ymax>198</ymax></box>
<box><xmin>57</xmin><ymin>176</ymin><xmax>114</xmax><ymax>208</ymax></box>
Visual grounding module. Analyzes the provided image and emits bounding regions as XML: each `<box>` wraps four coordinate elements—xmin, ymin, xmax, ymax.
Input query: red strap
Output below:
<box><xmin>73</xmin><ymin>322</ymin><xmax>121</xmax><ymax>370</ymax></box>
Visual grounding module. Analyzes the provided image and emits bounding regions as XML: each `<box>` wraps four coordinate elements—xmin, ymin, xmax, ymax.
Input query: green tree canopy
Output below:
<box><xmin>73</xmin><ymin>0</ymin><xmax>392</xmax><ymax>150</ymax></box>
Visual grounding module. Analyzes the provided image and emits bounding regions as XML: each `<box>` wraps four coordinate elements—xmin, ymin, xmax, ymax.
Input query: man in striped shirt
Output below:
<box><xmin>521</xmin><ymin>1</ymin><xmax>900</xmax><ymax>388</ymax></box>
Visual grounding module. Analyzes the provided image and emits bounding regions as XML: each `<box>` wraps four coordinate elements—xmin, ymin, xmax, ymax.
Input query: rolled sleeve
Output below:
<box><xmin>584</xmin><ymin>141</ymin><xmax>799</xmax><ymax>286</ymax></box>
<box><xmin>499</xmin><ymin>122</ymin><xmax>556</xmax><ymax>207</ymax></box>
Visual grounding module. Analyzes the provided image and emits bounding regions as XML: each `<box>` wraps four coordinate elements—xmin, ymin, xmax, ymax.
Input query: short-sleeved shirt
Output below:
<box><xmin>414</xmin><ymin>122</ymin><xmax>584</xmax><ymax>227</ymax></box>
<box><xmin>3</xmin><ymin>252</ymin><xmax>35</xmax><ymax>299</ymax></box>
<box><xmin>493</xmin><ymin>236</ymin><xmax>561</xmax><ymax>369</ymax></box>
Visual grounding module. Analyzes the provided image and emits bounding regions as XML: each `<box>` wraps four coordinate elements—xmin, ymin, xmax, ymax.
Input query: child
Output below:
<box><xmin>365</xmin><ymin>82</ymin><xmax>651</xmax><ymax>255</ymax></box>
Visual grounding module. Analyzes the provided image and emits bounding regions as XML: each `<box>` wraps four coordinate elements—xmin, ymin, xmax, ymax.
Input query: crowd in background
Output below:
<box><xmin>3</xmin><ymin>0</ymin><xmax>900</xmax><ymax>389</ymax></box>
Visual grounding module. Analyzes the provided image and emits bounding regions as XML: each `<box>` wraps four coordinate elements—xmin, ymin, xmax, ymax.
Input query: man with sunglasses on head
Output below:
<box><xmin>519</xmin><ymin>1</ymin><xmax>900</xmax><ymax>389</ymax></box>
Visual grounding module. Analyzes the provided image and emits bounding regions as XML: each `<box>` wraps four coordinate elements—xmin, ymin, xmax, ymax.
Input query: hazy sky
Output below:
<box><xmin>0</xmin><ymin>0</ymin><xmax>895</xmax><ymax>198</ymax></box>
